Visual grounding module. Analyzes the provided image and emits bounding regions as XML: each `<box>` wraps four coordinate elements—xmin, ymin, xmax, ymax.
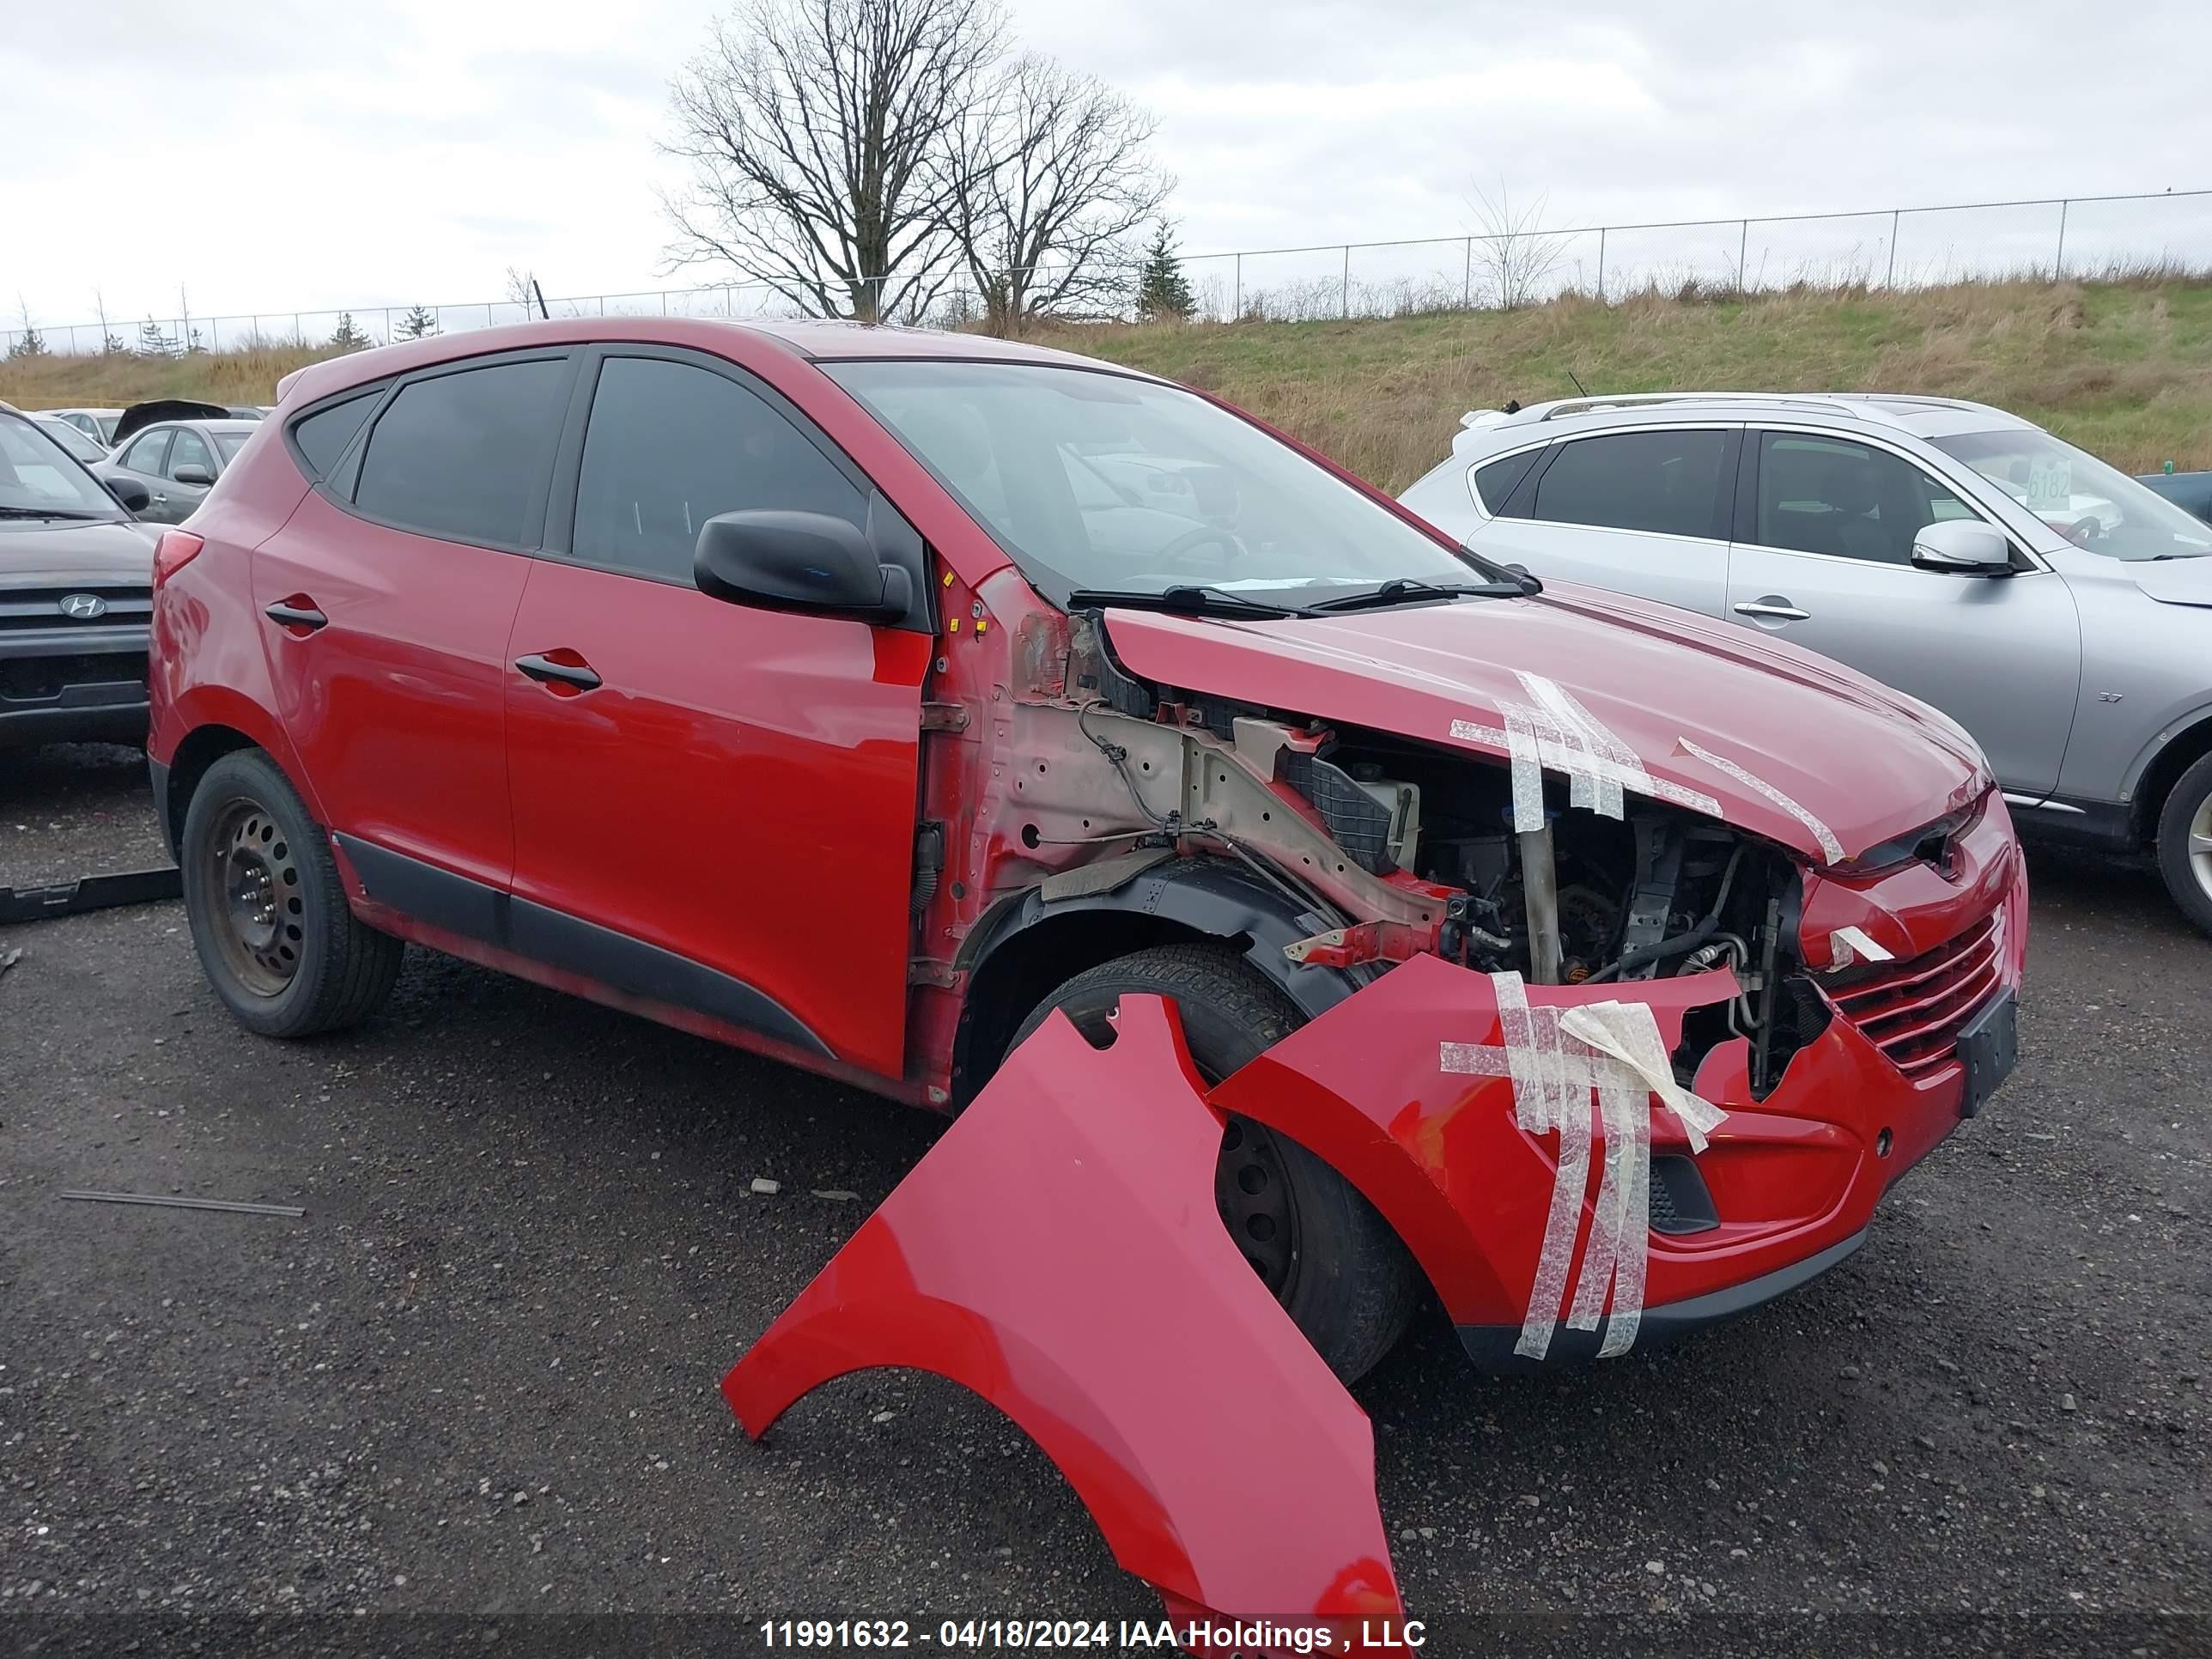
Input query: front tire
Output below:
<box><xmin>1010</xmin><ymin>944</ymin><xmax>1422</xmax><ymax>1383</ymax></box>
<box><xmin>2155</xmin><ymin>750</ymin><xmax>2212</xmax><ymax>940</ymax></box>
<box><xmin>180</xmin><ymin>749</ymin><xmax>403</xmax><ymax>1036</ymax></box>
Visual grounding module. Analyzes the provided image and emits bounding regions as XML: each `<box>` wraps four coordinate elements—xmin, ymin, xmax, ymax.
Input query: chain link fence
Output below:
<box><xmin>9</xmin><ymin>188</ymin><xmax>2212</xmax><ymax>358</ymax></box>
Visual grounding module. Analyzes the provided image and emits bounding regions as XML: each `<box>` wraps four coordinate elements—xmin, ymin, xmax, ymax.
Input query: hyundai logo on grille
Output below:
<box><xmin>58</xmin><ymin>592</ymin><xmax>108</xmax><ymax>620</ymax></box>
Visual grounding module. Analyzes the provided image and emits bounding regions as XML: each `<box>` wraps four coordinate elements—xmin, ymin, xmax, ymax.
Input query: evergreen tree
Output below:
<box><xmin>395</xmin><ymin>305</ymin><xmax>440</xmax><ymax>340</ymax></box>
<box><xmin>10</xmin><ymin>296</ymin><xmax>50</xmax><ymax>359</ymax></box>
<box><xmin>330</xmin><ymin>312</ymin><xmax>371</xmax><ymax>351</ymax></box>
<box><xmin>1135</xmin><ymin>222</ymin><xmax>1195</xmax><ymax>321</ymax></box>
<box><xmin>137</xmin><ymin>316</ymin><xmax>179</xmax><ymax>357</ymax></box>
<box><xmin>100</xmin><ymin>330</ymin><xmax>127</xmax><ymax>356</ymax></box>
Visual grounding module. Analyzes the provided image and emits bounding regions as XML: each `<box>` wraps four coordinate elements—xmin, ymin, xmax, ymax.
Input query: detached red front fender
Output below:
<box><xmin>723</xmin><ymin>994</ymin><xmax>1404</xmax><ymax>1645</ymax></box>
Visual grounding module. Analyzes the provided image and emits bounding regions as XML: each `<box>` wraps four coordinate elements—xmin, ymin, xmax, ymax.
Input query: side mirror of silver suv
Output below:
<box><xmin>1911</xmin><ymin>520</ymin><xmax>2013</xmax><ymax>575</ymax></box>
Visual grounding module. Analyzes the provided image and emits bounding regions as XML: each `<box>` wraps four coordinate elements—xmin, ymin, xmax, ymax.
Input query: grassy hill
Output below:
<box><xmin>8</xmin><ymin>276</ymin><xmax>2209</xmax><ymax>492</ymax></box>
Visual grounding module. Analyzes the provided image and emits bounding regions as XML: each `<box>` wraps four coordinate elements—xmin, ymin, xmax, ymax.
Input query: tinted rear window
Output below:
<box><xmin>354</xmin><ymin>359</ymin><xmax>569</xmax><ymax>547</ymax></box>
<box><xmin>1531</xmin><ymin>429</ymin><xmax>1729</xmax><ymax>538</ymax></box>
<box><xmin>290</xmin><ymin>389</ymin><xmax>380</xmax><ymax>478</ymax></box>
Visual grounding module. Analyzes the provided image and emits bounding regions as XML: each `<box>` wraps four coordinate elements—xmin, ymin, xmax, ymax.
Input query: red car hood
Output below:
<box><xmin>1101</xmin><ymin>584</ymin><xmax>1990</xmax><ymax>866</ymax></box>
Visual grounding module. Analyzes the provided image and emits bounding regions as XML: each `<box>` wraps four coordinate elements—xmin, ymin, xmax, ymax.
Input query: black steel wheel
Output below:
<box><xmin>180</xmin><ymin>749</ymin><xmax>403</xmax><ymax>1037</ymax></box>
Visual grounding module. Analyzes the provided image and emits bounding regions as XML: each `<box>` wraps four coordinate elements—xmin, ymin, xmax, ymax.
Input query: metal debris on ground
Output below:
<box><xmin>59</xmin><ymin>1189</ymin><xmax>307</xmax><ymax>1218</ymax></box>
<box><xmin>749</xmin><ymin>1177</ymin><xmax>782</xmax><ymax>1195</ymax></box>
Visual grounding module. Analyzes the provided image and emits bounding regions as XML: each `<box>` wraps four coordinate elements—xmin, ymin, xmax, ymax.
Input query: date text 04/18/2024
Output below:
<box><xmin>758</xmin><ymin>1618</ymin><xmax>1431</xmax><ymax>1650</ymax></box>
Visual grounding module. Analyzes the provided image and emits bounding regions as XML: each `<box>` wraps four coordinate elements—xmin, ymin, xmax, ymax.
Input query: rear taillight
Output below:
<box><xmin>152</xmin><ymin>531</ymin><xmax>204</xmax><ymax>587</ymax></box>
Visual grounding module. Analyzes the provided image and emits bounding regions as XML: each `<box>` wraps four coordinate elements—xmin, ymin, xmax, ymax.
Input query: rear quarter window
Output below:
<box><xmin>289</xmin><ymin>389</ymin><xmax>382</xmax><ymax>478</ymax></box>
<box><xmin>1472</xmin><ymin>449</ymin><xmax>1543</xmax><ymax>516</ymax></box>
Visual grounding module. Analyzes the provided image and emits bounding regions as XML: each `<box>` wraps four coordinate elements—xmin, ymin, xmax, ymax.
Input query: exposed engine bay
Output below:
<box><xmin>932</xmin><ymin>606</ymin><xmax>1830</xmax><ymax>1100</ymax></box>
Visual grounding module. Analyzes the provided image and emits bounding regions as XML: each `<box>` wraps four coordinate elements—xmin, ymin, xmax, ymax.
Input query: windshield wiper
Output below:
<box><xmin>1066</xmin><ymin>584</ymin><xmax>1316</xmax><ymax>619</ymax></box>
<box><xmin>1305</xmin><ymin>575</ymin><xmax>1532</xmax><ymax>612</ymax></box>
<box><xmin>0</xmin><ymin>506</ymin><xmax>108</xmax><ymax>520</ymax></box>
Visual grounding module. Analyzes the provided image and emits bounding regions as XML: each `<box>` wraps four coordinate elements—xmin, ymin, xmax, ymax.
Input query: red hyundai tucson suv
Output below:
<box><xmin>148</xmin><ymin>319</ymin><xmax>2027</xmax><ymax>1381</ymax></box>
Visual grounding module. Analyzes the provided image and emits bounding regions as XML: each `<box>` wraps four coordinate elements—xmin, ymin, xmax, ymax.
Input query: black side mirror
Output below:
<box><xmin>172</xmin><ymin>465</ymin><xmax>215</xmax><ymax>487</ymax></box>
<box><xmin>103</xmin><ymin>475</ymin><xmax>152</xmax><ymax>512</ymax></box>
<box><xmin>694</xmin><ymin>510</ymin><xmax>910</xmax><ymax>624</ymax></box>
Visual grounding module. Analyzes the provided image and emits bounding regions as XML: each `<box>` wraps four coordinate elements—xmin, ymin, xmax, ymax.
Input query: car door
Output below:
<box><xmin>253</xmin><ymin>351</ymin><xmax>576</xmax><ymax>895</ymax></box>
<box><xmin>1723</xmin><ymin>428</ymin><xmax>2083</xmax><ymax>797</ymax></box>
<box><xmin>108</xmin><ymin>428</ymin><xmax>173</xmax><ymax>519</ymax></box>
<box><xmin>161</xmin><ymin>427</ymin><xmax>218</xmax><ymax>522</ymax></box>
<box><xmin>501</xmin><ymin>347</ymin><xmax>928</xmax><ymax>1079</ymax></box>
<box><xmin>1466</xmin><ymin>425</ymin><xmax>1740</xmax><ymax>617</ymax></box>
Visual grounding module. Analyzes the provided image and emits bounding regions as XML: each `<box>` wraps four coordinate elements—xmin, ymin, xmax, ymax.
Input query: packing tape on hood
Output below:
<box><xmin>1441</xmin><ymin>977</ymin><xmax>1729</xmax><ymax>1360</ymax></box>
<box><xmin>1676</xmin><ymin>737</ymin><xmax>1846</xmax><ymax>865</ymax></box>
<box><xmin>1449</xmin><ymin>673</ymin><xmax>1722</xmax><ymax>834</ymax></box>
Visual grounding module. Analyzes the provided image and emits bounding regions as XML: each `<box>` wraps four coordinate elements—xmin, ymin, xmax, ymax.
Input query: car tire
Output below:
<box><xmin>2154</xmin><ymin>750</ymin><xmax>2212</xmax><ymax>940</ymax></box>
<box><xmin>180</xmin><ymin>749</ymin><xmax>403</xmax><ymax>1036</ymax></box>
<box><xmin>1010</xmin><ymin>943</ymin><xmax>1423</xmax><ymax>1383</ymax></box>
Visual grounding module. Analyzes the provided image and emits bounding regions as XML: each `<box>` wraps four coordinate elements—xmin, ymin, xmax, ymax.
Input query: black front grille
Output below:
<box><xmin>0</xmin><ymin>653</ymin><xmax>149</xmax><ymax>702</ymax></box>
<box><xmin>0</xmin><ymin>586</ymin><xmax>154</xmax><ymax>632</ymax></box>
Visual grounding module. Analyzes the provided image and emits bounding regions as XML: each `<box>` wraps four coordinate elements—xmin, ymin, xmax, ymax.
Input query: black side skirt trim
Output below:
<box><xmin>334</xmin><ymin>834</ymin><xmax>833</xmax><ymax>1060</ymax></box>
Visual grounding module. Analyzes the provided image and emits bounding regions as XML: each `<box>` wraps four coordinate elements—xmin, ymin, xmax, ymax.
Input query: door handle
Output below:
<box><xmin>1733</xmin><ymin>601</ymin><xmax>1809</xmax><ymax>621</ymax></box>
<box><xmin>152</xmin><ymin>493</ymin><xmax>168</xmax><ymax>506</ymax></box>
<box><xmin>514</xmin><ymin>652</ymin><xmax>603</xmax><ymax>692</ymax></box>
<box><xmin>264</xmin><ymin>600</ymin><xmax>328</xmax><ymax>631</ymax></box>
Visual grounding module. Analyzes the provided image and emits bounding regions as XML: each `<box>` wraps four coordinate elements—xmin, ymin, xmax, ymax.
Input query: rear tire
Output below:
<box><xmin>180</xmin><ymin>749</ymin><xmax>403</xmax><ymax>1036</ymax></box>
<box><xmin>2154</xmin><ymin>750</ymin><xmax>2212</xmax><ymax>940</ymax></box>
<box><xmin>1010</xmin><ymin>943</ymin><xmax>1422</xmax><ymax>1383</ymax></box>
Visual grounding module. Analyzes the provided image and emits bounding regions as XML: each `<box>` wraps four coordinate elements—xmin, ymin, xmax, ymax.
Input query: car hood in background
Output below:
<box><xmin>0</xmin><ymin>517</ymin><xmax>161</xmax><ymax>587</ymax></box>
<box><xmin>1100</xmin><ymin>583</ymin><xmax>1990</xmax><ymax>866</ymax></box>
<box><xmin>2129</xmin><ymin>556</ymin><xmax>2212</xmax><ymax>608</ymax></box>
<box><xmin>112</xmin><ymin>399</ymin><xmax>229</xmax><ymax>446</ymax></box>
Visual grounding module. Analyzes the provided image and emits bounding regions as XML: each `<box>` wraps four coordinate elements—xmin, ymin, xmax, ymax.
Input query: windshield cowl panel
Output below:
<box><xmin>823</xmin><ymin>359</ymin><xmax>1484</xmax><ymax>608</ymax></box>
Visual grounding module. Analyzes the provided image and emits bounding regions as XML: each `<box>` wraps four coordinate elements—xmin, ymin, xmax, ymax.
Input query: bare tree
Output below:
<box><xmin>1467</xmin><ymin>182</ymin><xmax>1573</xmax><ymax>310</ymax></box>
<box><xmin>504</xmin><ymin>266</ymin><xmax>540</xmax><ymax>316</ymax></box>
<box><xmin>943</xmin><ymin>56</ymin><xmax>1170</xmax><ymax>334</ymax></box>
<box><xmin>662</xmin><ymin>0</ymin><xmax>1006</xmax><ymax>324</ymax></box>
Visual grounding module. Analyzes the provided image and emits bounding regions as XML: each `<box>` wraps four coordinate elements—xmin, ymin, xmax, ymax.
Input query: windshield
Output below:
<box><xmin>823</xmin><ymin>360</ymin><xmax>1480</xmax><ymax>601</ymax></box>
<box><xmin>0</xmin><ymin>411</ymin><xmax>124</xmax><ymax>519</ymax></box>
<box><xmin>1930</xmin><ymin>428</ymin><xmax>2212</xmax><ymax>561</ymax></box>
<box><xmin>36</xmin><ymin>418</ymin><xmax>106</xmax><ymax>464</ymax></box>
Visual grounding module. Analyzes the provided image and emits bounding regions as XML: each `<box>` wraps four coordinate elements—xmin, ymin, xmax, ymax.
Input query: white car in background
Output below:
<box><xmin>40</xmin><ymin>406</ymin><xmax>125</xmax><ymax>445</ymax></box>
<box><xmin>1400</xmin><ymin>392</ymin><xmax>2212</xmax><ymax>936</ymax></box>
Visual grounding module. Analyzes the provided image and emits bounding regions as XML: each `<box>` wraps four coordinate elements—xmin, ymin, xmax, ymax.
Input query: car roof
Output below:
<box><xmin>276</xmin><ymin>316</ymin><xmax>1160</xmax><ymax>410</ymax></box>
<box><xmin>125</xmin><ymin>418</ymin><xmax>260</xmax><ymax>436</ymax></box>
<box><xmin>1452</xmin><ymin>392</ymin><xmax>2039</xmax><ymax>448</ymax></box>
<box><xmin>35</xmin><ymin>405</ymin><xmax>125</xmax><ymax>416</ymax></box>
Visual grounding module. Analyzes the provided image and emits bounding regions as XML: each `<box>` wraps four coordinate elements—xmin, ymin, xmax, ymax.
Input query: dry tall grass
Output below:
<box><xmin>0</xmin><ymin>340</ymin><xmax>335</xmax><ymax>412</ymax></box>
<box><xmin>1058</xmin><ymin>274</ymin><xmax>2212</xmax><ymax>489</ymax></box>
<box><xmin>7</xmin><ymin>276</ymin><xmax>2208</xmax><ymax>490</ymax></box>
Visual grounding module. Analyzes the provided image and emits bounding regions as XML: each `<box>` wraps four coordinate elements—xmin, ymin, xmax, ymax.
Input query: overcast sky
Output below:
<box><xmin>9</xmin><ymin>0</ymin><xmax>2212</xmax><ymax>332</ymax></box>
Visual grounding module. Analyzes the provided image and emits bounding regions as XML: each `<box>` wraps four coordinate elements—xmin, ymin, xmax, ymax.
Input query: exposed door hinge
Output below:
<box><xmin>921</xmin><ymin>702</ymin><xmax>969</xmax><ymax>732</ymax></box>
<box><xmin>908</xmin><ymin>958</ymin><xmax>960</xmax><ymax>989</ymax></box>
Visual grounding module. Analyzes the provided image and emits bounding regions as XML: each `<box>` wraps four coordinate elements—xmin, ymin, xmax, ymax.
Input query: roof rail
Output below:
<box><xmin>1528</xmin><ymin>392</ymin><xmax>1873</xmax><ymax>422</ymax></box>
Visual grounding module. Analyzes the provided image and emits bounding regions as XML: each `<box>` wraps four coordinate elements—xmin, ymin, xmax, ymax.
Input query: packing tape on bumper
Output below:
<box><xmin>1441</xmin><ymin>978</ymin><xmax>1729</xmax><ymax>1360</ymax></box>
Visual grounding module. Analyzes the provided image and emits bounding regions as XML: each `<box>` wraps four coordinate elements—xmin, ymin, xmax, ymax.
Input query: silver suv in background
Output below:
<box><xmin>1401</xmin><ymin>393</ymin><xmax>2212</xmax><ymax>935</ymax></box>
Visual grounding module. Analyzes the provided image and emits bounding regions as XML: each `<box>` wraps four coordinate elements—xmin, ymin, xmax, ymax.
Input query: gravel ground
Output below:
<box><xmin>1</xmin><ymin>746</ymin><xmax>2207</xmax><ymax>1657</ymax></box>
